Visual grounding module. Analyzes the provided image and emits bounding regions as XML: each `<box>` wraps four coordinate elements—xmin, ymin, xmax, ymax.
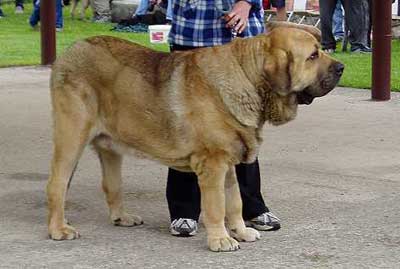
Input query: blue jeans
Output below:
<box><xmin>332</xmin><ymin>0</ymin><xmax>344</xmax><ymax>39</ymax></box>
<box><xmin>134</xmin><ymin>0</ymin><xmax>150</xmax><ymax>16</ymax></box>
<box><xmin>29</xmin><ymin>0</ymin><xmax>63</xmax><ymax>28</ymax></box>
<box><xmin>134</xmin><ymin>0</ymin><xmax>172</xmax><ymax>20</ymax></box>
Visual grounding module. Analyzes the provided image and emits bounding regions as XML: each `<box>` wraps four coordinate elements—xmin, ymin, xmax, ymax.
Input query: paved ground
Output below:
<box><xmin>0</xmin><ymin>66</ymin><xmax>399</xmax><ymax>268</ymax></box>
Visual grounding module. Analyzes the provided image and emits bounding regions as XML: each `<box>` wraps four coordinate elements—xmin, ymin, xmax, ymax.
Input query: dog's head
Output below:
<box><xmin>210</xmin><ymin>27</ymin><xmax>343</xmax><ymax>128</ymax></box>
<box><xmin>263</xmin><ymin>27</ymin><xmax>344</xmax><ymax>105</ymax></box>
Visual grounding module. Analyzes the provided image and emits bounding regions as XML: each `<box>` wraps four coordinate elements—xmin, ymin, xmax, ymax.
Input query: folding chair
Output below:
<box><xmin>287</xmin><ymin>0</ymin><xmax>320</xmax><ymax>27</ymax></box>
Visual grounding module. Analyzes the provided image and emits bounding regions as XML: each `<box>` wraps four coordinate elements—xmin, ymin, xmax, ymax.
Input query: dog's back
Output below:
<box><xmin>50</xmin><ymin>36</ymin><xmax>204</xmax><ymax>166</ymax></box>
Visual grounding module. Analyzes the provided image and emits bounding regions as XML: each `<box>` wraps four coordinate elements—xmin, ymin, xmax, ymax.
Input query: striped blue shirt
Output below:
<box><xmin>168</xmin><ymin>0</ymin><xmax>265</xmax><ymax>47</ymax></box>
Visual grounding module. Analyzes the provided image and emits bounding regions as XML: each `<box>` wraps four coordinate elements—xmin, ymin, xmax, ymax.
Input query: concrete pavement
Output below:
<box><xmin>0</xmin><ymin>66</ymin><xmax>399</xmax><ymax>268</ymax></box>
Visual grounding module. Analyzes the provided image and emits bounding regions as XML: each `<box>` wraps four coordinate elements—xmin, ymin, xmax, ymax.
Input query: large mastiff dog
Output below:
<box><xmin>47</xmin><ymin>25</ymin><xmax>344</xmax><ymax>251</ymax></box>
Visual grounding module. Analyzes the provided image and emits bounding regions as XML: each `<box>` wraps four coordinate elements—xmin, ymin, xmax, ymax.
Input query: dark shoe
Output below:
<box><xmin>351</xmin><ymin>45</ymin><xmax>372</xmax><ymax>54</ymax></box>
<box><xmin>0</xmin><ymin>9</ymin><xmax>5</xmax><ymax>18</ymax></box>
<box><xmin>119</xmin><ymin>15</ymin><xmax>142</xmax><ymax>26</ymax></box>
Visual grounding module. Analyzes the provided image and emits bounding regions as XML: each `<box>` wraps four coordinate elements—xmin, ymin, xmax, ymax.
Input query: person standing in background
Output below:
<box><xmin>332</xmin><ymin>0</ymin><xmax>344</xmax><ymax>42</ymax></box>
<box><xmin>263</xmin><ymin>0</ymin><xmax>287</xmax><ymax>21</ymax></box>
<box><xmin>29</xmin><ymin>0</ymin><xmax>64</xmax><ymax>31</ymax></box>
<box><xmin>91</xmin><ymin>0</ymin><xmax>111</xmax><ymax>22</ymax></box>
<box><xmin>15</xmin><ymin>0</ymin><xmax>23</xmax><ymax>13</ymax></box>
<box><xmin>319</xmin><ymin>0</ymin><xmax>371</xmax><ymax>53</ymax></box>
<box><xmin>0</xmin><ymin>0</ymin><xmax>24</xmax><ymax>16</ymax></box>
<box><xmin>130</xmin><ymin>0</ymin><xmax>172</xmax><ymax>24</ymax></box>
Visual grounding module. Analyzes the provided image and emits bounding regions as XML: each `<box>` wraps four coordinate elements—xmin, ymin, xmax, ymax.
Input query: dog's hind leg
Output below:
<box><xmin>224</xmin><ymin>166</ymin><xmax>260</xmax><ymax>242</ymax></box>
<box><xmin>94</xmin><ymin>146</ymin><xmax>143</xmax><ymax>227</ymax></box>
<box><xmin>47</xmin><ymin>88</ymin><xmax>95</xmax><ymax>240</ymax></box>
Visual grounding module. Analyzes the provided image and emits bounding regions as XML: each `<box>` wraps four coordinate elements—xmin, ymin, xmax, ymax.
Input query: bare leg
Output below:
<box><xmin>95</xmin><ymin>146</ymin><xmax>143</xmax><ymax>226</ymax></box>
<box><xmin>225</xmin><ymin>166</ymin><xmax>260</xmax><ymax>242</ymax></box>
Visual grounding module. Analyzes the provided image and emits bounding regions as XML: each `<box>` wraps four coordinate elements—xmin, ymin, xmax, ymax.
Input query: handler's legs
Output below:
<box><xmin>342</xmin><ymin>0</ymin><xmax>371</xmax><ymax>52</ymax></box>
<box><xmin>166</xmin><ymin>159</ymin><xmax>280</xmax><ymax>236</ymax></box>
<box><xmin>319</xmin><ymin>0</ymin><xmax>337</xmax><ymax>52</ymax></box>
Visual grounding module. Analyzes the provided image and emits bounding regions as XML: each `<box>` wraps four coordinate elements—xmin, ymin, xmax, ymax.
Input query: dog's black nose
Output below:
<box><xmin>335</xmin><ymin>63</ymin><xmax>345</xmax><ymax>76</ymax></box>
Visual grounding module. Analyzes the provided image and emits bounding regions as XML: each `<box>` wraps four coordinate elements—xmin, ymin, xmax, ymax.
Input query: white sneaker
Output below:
<box><xmin>245</xmin><ymin>212</ymin><xmax>281</xmax><ymax>231</ymax></box>
<box><xmin>15</xmin><ymin>6</ymin><xmax>24</xmax><ymax>14</ymax></box>
<box><xmin>170</xmin><ymin>218</ymin><xmax>198</xmax><ymax>237</ymax></box>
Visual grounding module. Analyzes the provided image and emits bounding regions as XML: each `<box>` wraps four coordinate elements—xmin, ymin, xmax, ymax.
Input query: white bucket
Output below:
<box><xmin>149</xmin><ymin>25</ymin><xmax>171</xmax><ymax>44</ymax></box>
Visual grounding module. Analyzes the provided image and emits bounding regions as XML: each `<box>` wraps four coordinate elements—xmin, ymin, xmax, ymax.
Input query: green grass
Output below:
<box><xmin>0</xmin><ymin>2</ymin><xmax>399</xmax><ymax>91</ymax></box>
<box><xmin>334</xmin><ymin>41</ymin><xmax>400</xmax><ymax>91</ymax></box>
<box><xmin>0</xmin><ymin>2</ymin><xmax>169</xmax><ymax>66</ymax></box>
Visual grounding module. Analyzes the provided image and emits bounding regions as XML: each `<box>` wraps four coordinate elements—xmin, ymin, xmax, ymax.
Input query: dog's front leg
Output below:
<box><xmin>191</xmin><ymin>154</ymin><xmax>240</xmax><ymax>252</ymax></box>
<box><xmin>225</xmin><ymin>166</ymin><xmax>260</xmax><ymax>242</ymax></box>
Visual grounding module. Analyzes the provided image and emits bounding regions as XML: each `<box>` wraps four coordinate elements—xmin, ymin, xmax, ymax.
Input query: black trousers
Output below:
<box><xmin>166</xmin><ymin>43</ymin><xmax>269</xmax><ymax>222</ymax></box>
<box><xmin>167</xmin><ymin>160</ymin><xmax>269</xmax><ymax>222</ymax></box>
<box><xmin>319</xmin><ymin>0</ymin><xmax>370</xmax><ymax>50</ymax></box>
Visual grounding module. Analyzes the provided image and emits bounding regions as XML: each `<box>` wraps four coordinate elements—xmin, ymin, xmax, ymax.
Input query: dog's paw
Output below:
<box><xmin>112</xmin><ymin>213</ymin><xmax>143</xmax><ymax>227</ymax></box>
<box><xmin>208</xmin><ymin>236</ymin><xmax>240</xmax><ymax>252</ymax></box>
<box><xmin>49</xmin><ymin>224</ymin><xmax>80</xmax><ymax>240</ymax></box>
<box><xmin>230</xmin><ymin>227</ymin><xmax>260</xmax><ymax>242</ymax></box>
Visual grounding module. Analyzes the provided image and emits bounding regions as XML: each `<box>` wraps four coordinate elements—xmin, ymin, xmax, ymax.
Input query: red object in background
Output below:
<box><xmin>263</xmin><ymin>0</ymin><xmax>270</xmax><ymax>9</ymax></box>
<box><xmin>152</xmin><ymin>32</ymin><xmax>164</xmax><ymax>42</ymax></box>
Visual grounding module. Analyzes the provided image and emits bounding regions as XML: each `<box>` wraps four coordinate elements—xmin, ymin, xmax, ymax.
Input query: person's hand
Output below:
<box><xmin>224</xmin><ymin>1</ymin><xmax>252</xmax><ymax>34</ymax></box>
<box><xmin>150</xmin><ymin>0</ymin><xmax>158</xmax><ymax>5</ymax></box>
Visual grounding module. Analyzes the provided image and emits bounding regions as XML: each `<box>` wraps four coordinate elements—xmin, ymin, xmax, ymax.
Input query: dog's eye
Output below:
<box><xmin>307</xmin><ymin>51</ymin><xmax>319</xmax><ymax>61</ymax></box>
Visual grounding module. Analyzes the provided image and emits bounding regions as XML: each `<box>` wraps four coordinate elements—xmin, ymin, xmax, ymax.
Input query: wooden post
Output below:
<box><xmin>40</xmin><ymin>0</ymin><xmax>56</xmax><ymax>65</ymax></box>
<box><xmin>371</xmin><ymin>0</ymin><xmax>392</xmax><ymax>100</ymax></box>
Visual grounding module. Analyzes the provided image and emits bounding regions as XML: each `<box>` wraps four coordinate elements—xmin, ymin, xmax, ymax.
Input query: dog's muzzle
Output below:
<box><xmin>297</xmin><ymin>62</ymin><xmax>345</xmax><ymax>105</ymax></box>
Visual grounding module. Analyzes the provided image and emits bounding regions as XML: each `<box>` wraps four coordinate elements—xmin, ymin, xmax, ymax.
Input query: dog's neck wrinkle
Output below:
<box><xmin>231</xmin><ymin>38</ymin><xmax>265</xmax><ymax>86</ymax></box>
<box><xmin>264</xmin><ymin>91</ymin><xmax>298</xmax><ymax>126</ymax></box>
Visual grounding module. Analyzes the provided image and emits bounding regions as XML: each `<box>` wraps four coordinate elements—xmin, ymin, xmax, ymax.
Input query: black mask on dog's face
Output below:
<box><xmin>263</xmin><ymin>29</ymin><xmax>344</xmax><ymax>104</ymax></box>
<box><xmin>297</xmin><ymin>60</ymin><xmax>344</xmax><ymax>105</ymax></box>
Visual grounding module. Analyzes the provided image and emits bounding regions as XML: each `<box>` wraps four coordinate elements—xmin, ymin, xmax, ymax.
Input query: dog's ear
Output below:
<box><xmin>218</xmin><ymin>83</ymin><xmax>262</xmax><ymax>127</ymax></box>
<box><xmin>263</xmin><ymin>47</ymin><xmax>292</xmax><ymax>96</ymax></box>
<box><xmin>265</xmin><ymin>21</ymin><xmax>321</xmax><ymax>42</ymax></box>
